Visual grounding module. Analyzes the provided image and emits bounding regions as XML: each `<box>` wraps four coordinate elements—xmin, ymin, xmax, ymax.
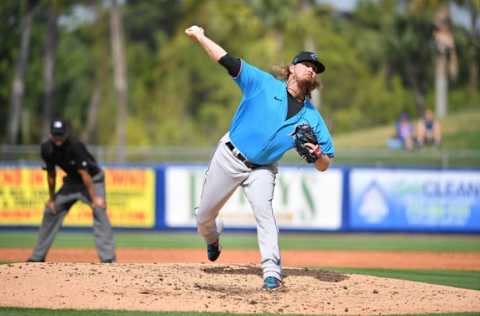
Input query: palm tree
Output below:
<box><xmin>110</xmin><ymin>0</ymin><xmax>128</xmax><ymax>161</ymax></box>
<box><xmin>83</xmin><ymin>0</ymin><xmax>107</xmax><ymax>143</ymax></box>
<box><xmin>7</xmin><ymin>1</ymin><xmax>37</xmax><ymax>144</ymax></box>
<box><xmin>409</xmin><ymin>0</ymin><xmax>458</xmax><ymax>118</ymax></box>
<box><xmin>433</xmin><ymin>5</ymin><xmax>457</xmax><ymax>118</ymax></box>
<box><xmin>301</xmin><ymin>0</ymin><xmax>321</xmax><ymax>109</ymax></box>
<box><xmin>41</xmin><ymin>0</ymin><xmax>59</xmax><ymax>140</ymax></box>
<box><xmin>464</xmin><ymin>0</ymin><xmax>479</xmax><ymax>97</ymax></box>
<box><xmin>384</xmin><ymin>14</ymin><xmax>433</xmax><ymax>115</ymax></box>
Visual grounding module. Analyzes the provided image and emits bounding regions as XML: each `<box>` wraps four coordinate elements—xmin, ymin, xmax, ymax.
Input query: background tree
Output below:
<box><xmin>408</xmin><ymin>0</ymin><xmax>458</xmax><ymax>118</ymax></box>
<box><xmin>462</xmin><ymin>0</ymin><xmax>479</xmax><ymax>98</ymax></box>
<box><xmin>82</xmin><ymin>0</ymin><xmax>107</xmax><ymax>143</ymax></box>
<box><xmin>41</xmin><ymin>0</ymin><xmax>60</xmax><ymax>139</ymax></box>
<box><xmin>7</xmin><ymin>0</ymin><xmax>38</xmax><ymax>144</ymax></box>
<box><xmin>1</xmin><ymin>0</ymin><xmax>478</xmax><ymax>147</ymax></box>
<box><xmin>110</xmin><ymin>0</ymin><xmax>128</xmax><ymax>160</ymax></box>
<box><xmin>386</xmin><ymin>13</ymin><xmax>434</xmax><ymax>115</ymax></box>
<box><xmin>433</xmin><ymin>4</ymin><xmax>457</xmax><ymax>118</ymax></box>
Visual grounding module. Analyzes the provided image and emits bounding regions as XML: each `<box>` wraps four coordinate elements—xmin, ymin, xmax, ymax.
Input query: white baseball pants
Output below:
<box><xmin>196</xmin><ymin>133</ymin><xmax>282</xmax><ymax>281</ymax></box>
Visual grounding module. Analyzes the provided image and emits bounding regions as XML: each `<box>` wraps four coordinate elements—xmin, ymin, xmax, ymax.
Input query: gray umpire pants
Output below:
<box><xmin>196</xmin><ymin>133</ymin><xmax>281</xmax><ymax>281</ymax></box>
<box><xmin>30</xmin><ymin>171</ymin><xmax>116</xmax><ymax>262</ymax></box>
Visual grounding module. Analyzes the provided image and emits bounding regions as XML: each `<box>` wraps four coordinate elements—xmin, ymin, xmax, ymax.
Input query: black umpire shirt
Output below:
<box><xmin>41</xmin><ymin>137</ymin><xmax>101</xmax><ymax>182</ymax></box>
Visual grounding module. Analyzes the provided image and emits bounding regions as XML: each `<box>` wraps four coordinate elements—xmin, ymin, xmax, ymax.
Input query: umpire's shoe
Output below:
<box><xmin>207</xmin><ymin>240</ymin><xmax>221</xmax><ymax>262</ymax></box>
<box><xmin>263</xmin><ymin>276</ymin><xmax>282</xmax><ymax>290</ymax></box>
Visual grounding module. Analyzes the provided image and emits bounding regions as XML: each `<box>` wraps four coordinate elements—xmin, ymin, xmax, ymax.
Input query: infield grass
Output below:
<box><xmin>1</xmin><ymin>231</ymin><xmax>480</xmax><ymax>252</ymax></box>
<box><xmin>331</xmin><ymin>268</ymin><xmax>480</xmax><ymax>290</ymax></box>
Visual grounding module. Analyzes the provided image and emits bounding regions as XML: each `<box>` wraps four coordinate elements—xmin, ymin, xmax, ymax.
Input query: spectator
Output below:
<box><xmin>387</xmin><ymin>112</ymin><xmax>414</xmax><ymax>151</ymax></box>
<box><xmin>416</xmin><ymin>109</ymin><xmax>442</xmax><ymax>147</ymax></box>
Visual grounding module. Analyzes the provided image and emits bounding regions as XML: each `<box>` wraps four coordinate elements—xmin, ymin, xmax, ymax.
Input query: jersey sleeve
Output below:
<box><xmin>314</xmin><ymin>119</ymin><xmax>335</xmax><ymax>158</ymax></box>
<box><xmin>40</xmin><ymin>143</ymin><xmax>55</xmax><ymax>172</ymax></box>
<box><xmin>71</xmin><ymin>142</ymin><xmax>92</xmax><ymax>170</ymax></box>
<box><xmin>233</xmin><ymin>60</ymin><xmax>269</xmax><ymax>97</ymax></box>
<box><xmin>218</xmin><ymin>53</ymin><xmax>241</xmax><ymax>77</ymax></box>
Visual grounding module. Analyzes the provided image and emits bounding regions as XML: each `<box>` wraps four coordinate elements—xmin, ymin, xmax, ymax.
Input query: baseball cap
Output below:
<box><xmin>292</xmin><ymin>51</ymin><xmax>325</xmax><ymax>73</ymax></box>
<box><xmin>50</xmin><ymin>119</ymin><xmax>67</xmax><ymax>137</ymax></box>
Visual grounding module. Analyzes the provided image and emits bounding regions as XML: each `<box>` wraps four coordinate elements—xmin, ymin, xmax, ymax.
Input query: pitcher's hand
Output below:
<box><xmin>305</xmin><ymin>143</ymin><xmax>322</xmax><ymax>159</ymax></box>
<box><xmin>46</xmin><ymin>199</ymin><xmax>56</xmax><ymax>214</ymax></box>
<box><xmin>92</xmin><ymin>196</ymin><xmax>106</xmax><ymax>209</ymax></box>
<box><xmin>185</xmin><ymin>25</ymin><xmax>205</xmax><ymax>41</ymax></box>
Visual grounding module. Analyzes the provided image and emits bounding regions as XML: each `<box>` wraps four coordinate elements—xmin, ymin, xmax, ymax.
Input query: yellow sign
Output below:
<box><xmin>0</xmin><ymin>167</ymin><xmax>155</xmax><ymax>228</ymax></box>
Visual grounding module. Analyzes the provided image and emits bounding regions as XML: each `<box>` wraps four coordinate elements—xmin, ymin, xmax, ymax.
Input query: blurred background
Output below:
<box><xmin>1</xmin><ymin>0</ymin><xmax>479</xmax><ymax>167</ymax></box>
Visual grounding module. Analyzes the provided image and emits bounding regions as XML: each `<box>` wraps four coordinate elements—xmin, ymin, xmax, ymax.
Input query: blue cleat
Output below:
<box><xmin>207</xmin><ymin>240</ymin><xmax>221</xmax><ymax>262</ymax></box>
<box><xmin>263</xmin><ymin>276</ymin><xmax>282</xmax><ymax>290</ymax></box>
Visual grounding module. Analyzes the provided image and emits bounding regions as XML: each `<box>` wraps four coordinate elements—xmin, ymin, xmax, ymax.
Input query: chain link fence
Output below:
<box><xmin>1</xmin><ymin>144</ymin><xmax>479</xmax><ymax>168</ymax></box>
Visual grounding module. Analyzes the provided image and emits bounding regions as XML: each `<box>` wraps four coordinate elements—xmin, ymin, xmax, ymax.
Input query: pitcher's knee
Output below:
<box><xmin>196</xmin><ymin>217</ymin><xmax>211</xmax><ymax>234</ymax></box>
<box><xmin>196</xmin><ymin>208</ymin><xmax>218</xmax><ymax>226</ymax></box>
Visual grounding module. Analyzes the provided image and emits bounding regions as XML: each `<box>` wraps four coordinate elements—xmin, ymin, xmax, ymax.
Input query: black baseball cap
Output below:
<box><xmin>292</xmin><ymin>51</ymin><xmax>325</xmax><ymax>73</ymax></box>
<box><xmin>50</xmin><ymin>119</ymin><xmax>67</xmax><ymax>137</ymax></box>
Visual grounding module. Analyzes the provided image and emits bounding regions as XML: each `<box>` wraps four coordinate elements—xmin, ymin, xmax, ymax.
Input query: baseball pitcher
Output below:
<box><xmin>185</xmin><ymin>25</ymin><xmax>334</xmax><ymax>290</ymax></box>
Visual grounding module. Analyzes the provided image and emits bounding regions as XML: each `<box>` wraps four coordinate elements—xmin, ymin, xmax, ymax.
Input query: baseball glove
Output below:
<box><xmin>292</xmin><ymin>123</ymin><xmax>319</xmax><ymax>163</ymax></box>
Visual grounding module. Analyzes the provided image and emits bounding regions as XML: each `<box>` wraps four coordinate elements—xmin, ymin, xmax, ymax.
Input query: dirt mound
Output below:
<box><xmin>1</xmin><ymin>262</ymin><xmax>479</xmax><ymax>315</ymax></box>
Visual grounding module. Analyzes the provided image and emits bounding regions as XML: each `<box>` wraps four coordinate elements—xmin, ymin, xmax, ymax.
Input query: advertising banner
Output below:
<box><xmin>350</xmin><ymin>168</ymin><xmax>480</xmax><ymax>231</ymax></box>
<box><xmin>165</xmin><ymin>166</ymin><xmax>343</xmax><ymax>230</ymax></box>
<box><xmin>0</xmin><ymin>167</ymin><xmax>155</xmax><ymax>227</ymax></box>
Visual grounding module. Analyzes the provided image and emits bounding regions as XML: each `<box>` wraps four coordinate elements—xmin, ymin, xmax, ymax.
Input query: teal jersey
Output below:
<box><xmin>229</xmin><ymin>60</ymin><xmax>334</xmax><ymax>165</ymax></box>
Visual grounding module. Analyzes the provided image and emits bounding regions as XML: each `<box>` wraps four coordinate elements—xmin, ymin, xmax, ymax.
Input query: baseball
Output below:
<box><xmin>185</xmin><ymin>25</ymin><xmax>204</xmax><ymax>38</ymax></box>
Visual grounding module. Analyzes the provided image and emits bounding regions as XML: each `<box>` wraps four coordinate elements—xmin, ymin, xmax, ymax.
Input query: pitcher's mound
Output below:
<box><xmin>1</xmin><ymin>262</ymin><xmax>479</xmax><ymax>315</ymax></box>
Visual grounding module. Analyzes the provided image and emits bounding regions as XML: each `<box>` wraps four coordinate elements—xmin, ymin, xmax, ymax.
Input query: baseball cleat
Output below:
<box><xmin>263</xmin><ymin>276</ymin><xmax>282</xmax><ymax>290</ymax></box>
<box><xmin>26</xmin><ymin>258</ymin><xmax>45</xmax><ymax>263</ymax></box>
<box><xmin>207</xmin><ymin>240</ymin><xmax>221</xmax><ymax>262</ymax></box>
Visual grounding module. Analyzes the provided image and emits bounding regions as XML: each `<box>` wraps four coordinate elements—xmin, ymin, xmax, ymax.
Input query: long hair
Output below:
<box><xmin>271</xmin><ymin>65</ymin><xmax>321</xmax><ymax>99</ymax></box>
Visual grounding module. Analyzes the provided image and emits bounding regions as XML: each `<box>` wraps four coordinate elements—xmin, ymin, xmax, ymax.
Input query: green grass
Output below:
<box><xmin>443</xmin><ymin>129</ymin><xmax>480</xmax><ymax>150</ymax></box>
<box><xmin>334</xmin><ymin>108</ymin><xmax>480</xmax><ymax>150</ymax></box>
<box><xmin>332</xmin><ymin>268</ymin><xmax>480</xmax><ymax>290</ymax></box>
<box><xmin>1</xmin><ymin>231</ymin><xmax>480</xmax><ymax>251</ymax></box>
<box><xmin>277</xmin><ymin>233</ymin><xmax>480</xmax><ymax>252</ymax></box>
<box><xmin>1</xmin><ymin>232</ymin><xmax>479</xmax><ymax>316</ymax></box>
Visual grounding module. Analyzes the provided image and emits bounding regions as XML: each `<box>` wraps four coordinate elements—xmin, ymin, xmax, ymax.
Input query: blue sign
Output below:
<box><xmin>349</xmin><ymin>169</ymin><xmax>480</xmax><ymax>232</ymax></box>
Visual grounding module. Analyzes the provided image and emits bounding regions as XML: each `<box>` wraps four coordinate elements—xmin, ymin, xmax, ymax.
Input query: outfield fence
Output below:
<box><xmin>0</xmin><ymin>163</ymin><xmax>479</xmax><ymax>233</ymax></box>
<box><xmin>2</xmin><ymin>145</ymin><xmax>480</xmax><ymax>168</ymax></box>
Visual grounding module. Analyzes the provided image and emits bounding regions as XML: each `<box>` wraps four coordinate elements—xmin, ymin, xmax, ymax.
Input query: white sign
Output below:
<box><xmin>165</xmin><ymin>165</ymin><xmax>343</xmax><ymax>230</ymax></box>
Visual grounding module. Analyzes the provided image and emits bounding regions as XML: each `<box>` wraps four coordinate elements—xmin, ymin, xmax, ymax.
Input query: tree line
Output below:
<box><xmin>1</xmin><ymin>0</ymin><xmax>479</xmax><ymax>147</ymax></box>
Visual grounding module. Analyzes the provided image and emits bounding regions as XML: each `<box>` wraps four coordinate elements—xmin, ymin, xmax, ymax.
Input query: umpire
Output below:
<box><xmin>28</xmin><ymin>119</ymin><xmax>116</xmax><ymax>263</ymax></box>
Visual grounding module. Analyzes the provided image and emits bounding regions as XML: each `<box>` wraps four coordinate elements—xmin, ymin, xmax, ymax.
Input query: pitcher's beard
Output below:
<box><xmin>297</xmin><ymin>78</ymin><xmax>316</xmax><ymax>95</ymax></box>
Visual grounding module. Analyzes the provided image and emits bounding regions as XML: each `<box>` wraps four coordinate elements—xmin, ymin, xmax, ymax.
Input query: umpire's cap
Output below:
<box><xmin>50</xmin><ymin>119</ymin><xmax>67</xmax><ymax>137</ymax></box>
<box><xmin>292</xmin><ymin>51</ymin><xmax>325</xmax><ymax>73</ymax></box>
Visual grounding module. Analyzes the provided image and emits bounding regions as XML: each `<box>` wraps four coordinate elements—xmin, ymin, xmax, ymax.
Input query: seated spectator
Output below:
<box><xmin>387</xmin><ymin>112</ymin><xmax>415</xmax><ymax>151</ymax></box>
<box><xmin>397</xmin><ymin>112</ymin><xmax>415</xmax><ymax>150</ymax></box>
<box><xmin>416</xmin><ymin>109</ymin><xmax>441</xmax><ymax>147</ymax></box>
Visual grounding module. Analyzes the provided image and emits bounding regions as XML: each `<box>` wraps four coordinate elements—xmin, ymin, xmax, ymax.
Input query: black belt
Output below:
<box><xmin>225</xmin><ymin>141</ymin><xmax>262</xmax><ymax>169</ymax></box>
